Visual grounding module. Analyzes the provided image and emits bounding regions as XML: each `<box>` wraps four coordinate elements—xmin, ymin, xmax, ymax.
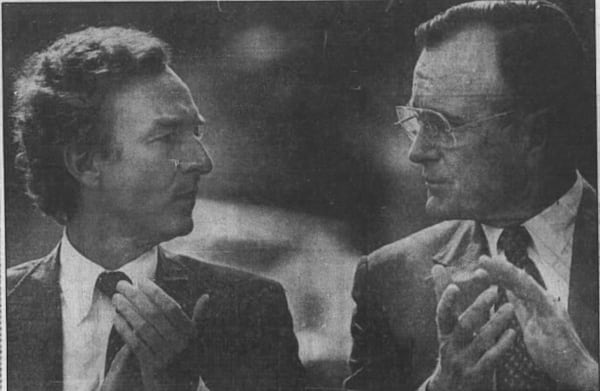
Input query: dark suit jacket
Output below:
<box><xmin>7</xmin><ymin>246</ymin><xmax>306</xmax><ymax>391</ymax></box>
<box><xmin>344</xmin><ymin>182</ymin><xmax>598</xmax><ymax>391</ymax></box>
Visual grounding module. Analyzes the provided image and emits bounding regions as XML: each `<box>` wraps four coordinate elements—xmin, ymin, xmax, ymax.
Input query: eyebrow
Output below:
<box><xmin>409</xmin><ymin>99</ymin><xmax>465</xmax><ymax>124</ymax></box>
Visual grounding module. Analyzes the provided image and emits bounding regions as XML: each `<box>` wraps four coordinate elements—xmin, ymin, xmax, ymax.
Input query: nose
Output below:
<box><xmin>408</xmin><ymin>131</ymin><xmax>440</xmax><ymax>165</ymax></box>
<box><xmin>179</xmin><ymin>136</ymin><xmax>213</xmax><ymax>175</ymax></box>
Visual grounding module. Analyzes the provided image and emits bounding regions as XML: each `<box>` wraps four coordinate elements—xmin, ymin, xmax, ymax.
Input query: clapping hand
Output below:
<box><xmin>428</xmin><ymin>265</ymin><xmax>516</xmax><ymax>391</ymax></box>
<box><xmin>102</xmin><ymin>279</ymin><xmax>209</xmax><ymax>391</ymax></box>
<box><xmin>479</xmin><ymin>256</ymin><xmax>598</xmax><ymax>391</ymax></box>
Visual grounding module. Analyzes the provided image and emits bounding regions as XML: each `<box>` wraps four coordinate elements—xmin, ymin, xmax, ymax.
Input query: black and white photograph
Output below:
<box><xmin>3</xmin><ymin>1</ymin><xmax>598</xmax><ymax>390</ymax></box>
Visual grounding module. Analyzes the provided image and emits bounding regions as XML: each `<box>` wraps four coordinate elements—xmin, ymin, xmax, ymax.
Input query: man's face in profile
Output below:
<box><xmin>408</xmin><ymin>24</ymin><xmax>530</xmax><ymax>223</ymax></box>
<box><xmin>94</xmin><ymin>67</ymin><xmax>212</xmax><ymax>243</ymax></box>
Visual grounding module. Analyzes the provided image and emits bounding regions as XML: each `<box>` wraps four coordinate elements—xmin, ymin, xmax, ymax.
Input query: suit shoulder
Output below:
<box><xmin>366</xmin><ymin>220</ymin><xmax>469</xmax><ymax>271</ymax></box>
<box><xmin>165</xmin><ymin>250</ymin><xmax>284</xmax><ymax>294</ymax></box>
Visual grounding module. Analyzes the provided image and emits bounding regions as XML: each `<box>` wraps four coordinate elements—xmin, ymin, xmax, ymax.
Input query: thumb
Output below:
<box><xmin>506</xmin><ymin>290</ymin><xmax>529</xmax><ymax>325</ymax></box>
<box><xmin>192</xmin><ymin>294</ymin><xmax>210</xmax><ymax>327</ymax></box>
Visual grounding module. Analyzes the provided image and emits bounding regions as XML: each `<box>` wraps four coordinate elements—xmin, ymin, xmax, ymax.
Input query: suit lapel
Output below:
<box><xmin>7</xmin><ymin>247</ymin><xmax>63</xmax><ymax>391</ymax></box>
<box><xmin>568</xmin><ymin>182</ymin><xmax>598</xmax><ymax>359</ymax></box>
<box><xmin>154</xmin><ymin>247</ymin><xmax>195</xmax><ymax>315</ymax></box>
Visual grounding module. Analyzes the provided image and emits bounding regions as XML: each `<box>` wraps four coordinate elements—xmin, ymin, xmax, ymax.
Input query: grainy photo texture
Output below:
<box><xmin>3</xmin><ymin>1</ymin><xmax>597</xmax><ymax>391</ymax></box>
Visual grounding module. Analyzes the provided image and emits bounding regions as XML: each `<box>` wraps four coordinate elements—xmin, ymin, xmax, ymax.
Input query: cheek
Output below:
<box><xmin>456</xmin><ymin>146</ymin><xmax>525</xmax><ymax>205</ymax></box>
<box><xmin>104</xmin><ymin>160</ymin><xmax>173</xmax><ymax>200</ymax></box>
<box><xmin>449</xmin><ymin>147</ymin><xmax>506</xmax><ymax>201</ymax></box>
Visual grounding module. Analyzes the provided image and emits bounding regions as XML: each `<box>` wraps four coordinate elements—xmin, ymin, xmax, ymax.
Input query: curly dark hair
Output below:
<box><xmin>12</xmin><ymin>26</ymin><xmax>171</xmax><ymax>224</ymax></box>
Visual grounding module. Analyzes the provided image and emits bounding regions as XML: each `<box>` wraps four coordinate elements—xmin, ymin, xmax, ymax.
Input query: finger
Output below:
<box><xmin>479</xmin><ymin>257</ymin><xmax>547</xmax><ymax>306</ymax></box>
<box><xmin>437</xmin><ymin>283</ymin><xmax>460</xmax><ymax>335</ymax></box>
<box><xmin>451</xmin><ymin>266</ymin><xmax>490</xmax><ymax>291</ymax></box>
<box><xmin>113</xmin><ymin>313</ymin><xmax>156</xmax><ymax>366</ymax></box>
<box><xmin>136</xmin><ymin>279</ymin><xmax>195</xmax><ymax>338</ymax></box>
<box><xmin>470</xmin><ymin>302</ymin><xmax>515</xmax><ymax>357</ymax></box>
<box><xmin>451</xmin><ymin>267</ymin><xmax>492</xmax><ymax>315</ymax></box>
<box><xmin>473</xmin><ymin>328</ymin><xmax>516</xmax><ymax>373</ymax></box>
<box><xmin>101</xmin><ymin>345</ymin><xmax>136</xmax><ymax>391</ymax></box>
<box><xmin>116</xmin><ymin>281</ymin><xmax>189</xmax><ymax>345</ymax></box>
<box><xmin>455</xmin><ymin>286</ymin><xmax>497</xmax><ymax>342</ymax></box>
<box><xmin>505</xmin><ymin>290</ymin><xmax>530</xmax><ymax>323</ymax></box>
<box><xmin>109</xmin><ymin>344</ymin><xmax>134</xmax><ymax>373</ymax></box>
<box><xmin>113</xmin><ymin>294</ymin><xmax>176</xmax><ymax>360</ymax></box>
<box><xmin>432</xmin><ymin>265</ymin><xmax>452</xmax><ymax>302</ymax></box>
<box><xmin>192</xmin><ymin>294</ymin><xmax>210</xmax><ymax>327</ymax></box>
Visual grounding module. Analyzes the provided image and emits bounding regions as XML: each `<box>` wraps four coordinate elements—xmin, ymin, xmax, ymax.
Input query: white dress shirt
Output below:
<box><xmin>59</xmin><ymin>231</ymin><xmax>157</xmax><ymax>391</ymax></box>
<box><xmin>482</xmin><ymin>172</ymin><xmax>583</xmax><ymax>308</ymax></box>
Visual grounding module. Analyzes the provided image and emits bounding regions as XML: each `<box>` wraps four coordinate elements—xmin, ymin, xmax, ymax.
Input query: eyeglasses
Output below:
<box><xmin>395</xmin><ymin>106</ymin><xmax>514</xmax><ymax>148</ymax></box>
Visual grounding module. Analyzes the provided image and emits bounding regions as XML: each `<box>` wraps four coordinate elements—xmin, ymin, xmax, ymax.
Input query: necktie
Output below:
<box><xmin>495</xmin><ymin>226</ymin><xmax>557</xmax><ymax>391</ymax></box>
<box><xmin>95</xmin><ymin>271</ymin><xmax>132</xmax><ymax>376</ymax></box>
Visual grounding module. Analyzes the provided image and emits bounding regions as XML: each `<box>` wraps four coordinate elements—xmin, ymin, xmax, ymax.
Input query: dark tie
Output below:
<box><xmin>95</xmin><ymin>271</ymin><xmax>132</xmax><ymax>376</ymax></box>
<box><xmin>495</xmin><ymin>226</ymin><xmax>557</xmax><ymax>391</ymax></box>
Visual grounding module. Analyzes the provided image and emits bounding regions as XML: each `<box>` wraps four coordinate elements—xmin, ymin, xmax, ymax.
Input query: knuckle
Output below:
<box><xmin>112</xmin><ymin>294</ymin><xmax>126</xmax><ymax>309</ymax></box>
<box><xmin>457</xmin><ymin>314</ymin><xmax>472</xmax><ymax>332</ymax></box>
<box><xmin>129</xmin><ymin>338</ymin><xmax>142</xmax><ymax>353</ymax></box>
<box><xmin>476</xmin><ymin>335</ymin><xmax>494</xmax><ymax>353</ymax></box>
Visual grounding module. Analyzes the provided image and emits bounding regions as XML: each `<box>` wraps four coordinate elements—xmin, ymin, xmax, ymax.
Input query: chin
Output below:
<box><xmin>425</xmin><ymin>196</ymin><xmax>466</xmax><ymax>220</ymax></box>
<box><xmin>158</xmin><ymin>216</ymin><xmax>194</xmax><ymax>242</ymax></box>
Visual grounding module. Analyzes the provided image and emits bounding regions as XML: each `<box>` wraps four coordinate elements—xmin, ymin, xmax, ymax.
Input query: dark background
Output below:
<box><xmin>3</xmin><ymin>1</ymin><xmax>596</xmax><ymax>388</ymax></box>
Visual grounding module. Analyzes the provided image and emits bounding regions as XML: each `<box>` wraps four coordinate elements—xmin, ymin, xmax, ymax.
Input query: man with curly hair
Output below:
<box><xmin>7</xmin><ymin>26</ymin><xmax>305</xmax><ymax>391</ymax></box>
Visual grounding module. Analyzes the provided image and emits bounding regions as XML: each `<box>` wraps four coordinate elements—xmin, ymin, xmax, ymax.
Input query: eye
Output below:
<box><xmin>153</xmin><ymin>131</ymin><xmax>177</xmax><ymax>143</ymax></box>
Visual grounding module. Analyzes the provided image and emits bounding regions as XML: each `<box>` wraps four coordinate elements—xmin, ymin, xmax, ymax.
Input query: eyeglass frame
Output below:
<box><xmin>394</xmin><ymin>105</ymin><xmax>515</xmax><ymax>148</ymax></box>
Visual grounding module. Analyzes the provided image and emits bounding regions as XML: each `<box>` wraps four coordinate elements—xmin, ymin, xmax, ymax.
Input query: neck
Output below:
<box><xmin>65</xmin><ymin>212</ymin><xmax>158</xmax><ymax>270</ymax></box>
<box><xmin>481</xmin><ymin>170</ymin><xmax>576</xmax><ymax>228</ymax></box>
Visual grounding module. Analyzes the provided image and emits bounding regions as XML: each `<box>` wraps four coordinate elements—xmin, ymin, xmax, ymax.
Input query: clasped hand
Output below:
<box><xmin>430</xmin><ymin>256</ymin><xmax>599</xmax><ymax>391</ymax></box>
<box><xmin>101</xmin><ymin>278</ymin><xmax>209</xmax><ymax>391</ymax></box>
<box><xmin>479</xmin><ymin>256</ymin><xmax>598</xmax><ymax>391</ymax></box>
<box><xmin>428</xmin><ymin>265</ymin><xmax>515</xmax><ymax>391</ymax></box>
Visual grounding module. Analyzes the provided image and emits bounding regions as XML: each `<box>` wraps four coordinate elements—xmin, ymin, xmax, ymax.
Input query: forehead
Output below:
<box><xmin>102</xmin><ymin>67</ymin><xmax>200</xmax><ymax>133</ymax></box>
<box><xmin>412</xmin><ymin>24</ymin><xmax>512</xmax><ymax>116</ymax></box>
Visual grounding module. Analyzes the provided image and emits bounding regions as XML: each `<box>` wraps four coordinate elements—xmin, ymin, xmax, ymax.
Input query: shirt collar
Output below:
<box><xmin>482</xmin><ymin>171</ymin><xmax>583</xmax><ymax>257</ymax></box>
<box><xmin>59</xmin><ymin>230</ymin><xmax>158</xmax><ymax>325</ymax></box>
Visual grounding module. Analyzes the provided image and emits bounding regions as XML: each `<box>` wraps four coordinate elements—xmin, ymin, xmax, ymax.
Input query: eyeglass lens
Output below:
<box><xmin>398</xmin><ymin>108</ymin><xmax>454</xmax><ymax>145</ymax></box>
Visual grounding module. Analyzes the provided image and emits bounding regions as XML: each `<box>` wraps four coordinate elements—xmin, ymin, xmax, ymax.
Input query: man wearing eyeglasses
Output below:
<box><xmin>345</xmin><ymin>1</ymin><xmax>597</xmax><ymax>391</ymax></box>
<box><xmin>7</xmin><ymin>26</ymin><xmax>305</xmax><ymax>391</ymax></box>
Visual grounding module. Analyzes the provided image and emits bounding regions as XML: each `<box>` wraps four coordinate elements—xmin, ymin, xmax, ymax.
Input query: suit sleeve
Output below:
<box><xmin>344</xmin><ymin>258</ymin><xmax>411</xmax><ymax>391</ymax></box>
<box><xmin>167</xmin><ymin>279</ymin><xmax>305</xmax><ymax>391</ymax></box>
<box><xmin>216</xmin><ymin>280</ymin><xmax>306</xmax><ymax>391</ymax></box>
<box><xmin>249</xmin><ymin>281</ymin><xmax>306</xmax><ymax>391</ymax></box>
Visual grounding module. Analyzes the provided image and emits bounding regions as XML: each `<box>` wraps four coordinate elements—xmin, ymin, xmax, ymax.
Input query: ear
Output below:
<box><xmin>63</xmin><ymin>144</ymin><xmax>103</xmax><ymax>189</ymax></box>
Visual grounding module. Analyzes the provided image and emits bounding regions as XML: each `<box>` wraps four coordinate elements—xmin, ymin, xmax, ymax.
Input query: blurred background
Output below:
<box><xmin>3</xmin><ymin>1</ymin><xmax>596</xmax><ymax>388</ymax></box>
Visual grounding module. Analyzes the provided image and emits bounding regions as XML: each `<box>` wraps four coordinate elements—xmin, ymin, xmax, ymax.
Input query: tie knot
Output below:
<box><xmin>498</xmin><ymin>226</ymin><xmax>531</xmax><ymax>252</ymax></box>
<box><xmin>96</xmin><ymin>271</ymin><xmax>131</xmax><ymax>298</ymax></box>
